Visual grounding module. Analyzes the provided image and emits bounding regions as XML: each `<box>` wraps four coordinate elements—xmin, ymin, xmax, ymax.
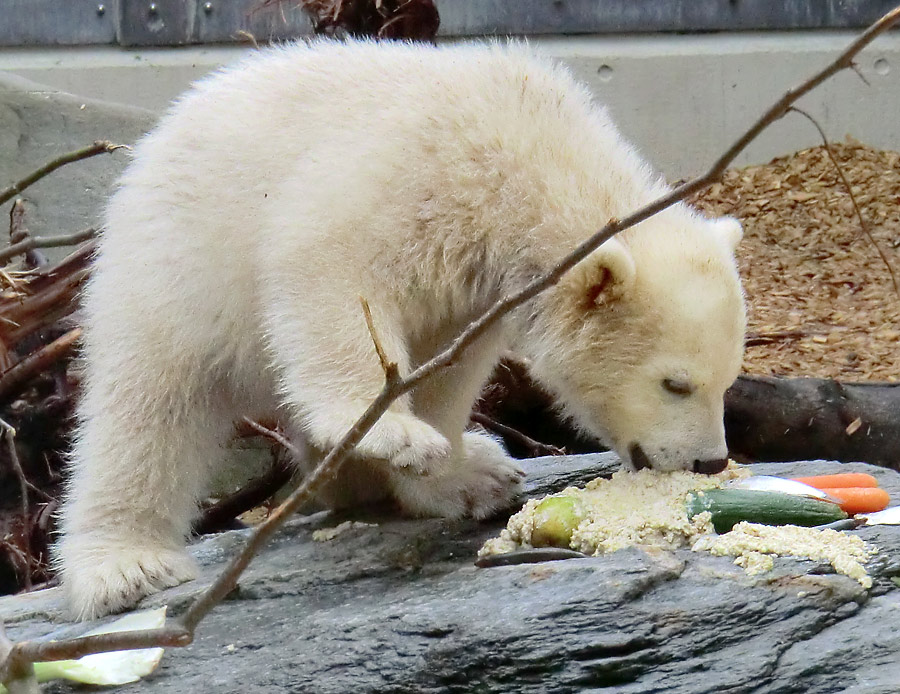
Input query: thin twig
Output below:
<box><xmin>0</xmin><ymin>142</ymin><xmax>126</xmax><ymax>207</ymax></box>
<box><xmin>0</xmin><ymin>418</ymin><xmax>31</xmax><ymax>591</ymax></box>
<box><xmin>0</xmin><ymin>228</ymin><xmax>96</xmax><ymax>267</ymax></box>
<box><xmin>745</xmin><ymin>330</ymin><xmax>812</xmax><ymax>346</ymax></box>
<box><xmin>240</xmin><ymin>416</ymin><xmax>303</xmax><ymax>457</ymax></box>
<box><xmin>470</xmin><ymin>412</ymin><xmax>565</xmax><ymax>457</ymax></box>
<box><xmin>360</xmin><ymin>296</ymin><xmax>399</xmax><ymax>382</ymax></box>
<box><xmin>8</xmin><ymin>200</ymin><xmax>26</xmax><ymax>245</ymax></box>
<box><xmin>7</xmin><ymin>200</ymin><xmax>47</xmax><ymax>270</ymax></box>
<box><xmin>0</xmin><ymin>622</ymin><xmax>38</xmax><ymax>694</ymax></box>
<box><xmin>8</xmin><ymin>627</ymin><xmax>191</xmax><ymax>667</ymax></box>
<box><xmin>235</xmin><ymin>29</ymin><xmax>260</xmax><ymax>50</ymax></box>
<box><xmin>3</xmin><ymin>2</ymin><xmax>900</xmax><ymax>675</ymax></box>
<box><xmin>788</xmin><ymin>106</ymin><xmax>899</xmax><ymax>295</ymax></box>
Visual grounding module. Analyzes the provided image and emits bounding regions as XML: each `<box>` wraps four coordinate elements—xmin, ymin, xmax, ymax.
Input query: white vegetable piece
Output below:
<box><xmin>726</xmin><ymin>476</ymin><xmax>834</xmax><ymax>501</ymax></box>
<box><xmin>24</xmin><ymin>607</ymin><xmax>167</xmax><ymax>688</ymax></box>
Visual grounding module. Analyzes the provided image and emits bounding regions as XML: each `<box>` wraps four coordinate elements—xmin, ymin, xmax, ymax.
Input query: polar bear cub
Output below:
<box><xmin>58</xmin><ymin>40</ymin><xmax>745</xmax><ymax>619</ymax></box>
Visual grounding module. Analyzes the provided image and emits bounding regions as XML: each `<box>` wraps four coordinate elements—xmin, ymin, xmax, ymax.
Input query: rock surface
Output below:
<box><xmin>3</xmin><ymin>454</ymin><xmax>900</xmax><ymax>693</ymax></box>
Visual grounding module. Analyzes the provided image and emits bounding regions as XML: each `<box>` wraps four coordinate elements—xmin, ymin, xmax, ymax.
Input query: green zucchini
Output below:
<box><xmin>686</xmin><ymin>489</ymin><xmax>848</xmax><ymax>534</ymax></box>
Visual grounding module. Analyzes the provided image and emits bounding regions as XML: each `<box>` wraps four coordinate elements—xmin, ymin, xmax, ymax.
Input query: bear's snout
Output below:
<box><xmin>692</xmin><ymin>458</ymin><xmax>729</xmax><ymax>475</ymax></box>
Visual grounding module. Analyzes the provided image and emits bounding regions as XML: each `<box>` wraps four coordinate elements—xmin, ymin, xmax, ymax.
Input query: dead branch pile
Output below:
<box><xmin>0</xmin><ymin>206</ymin><xmax>93</xmax><ymax>593</ymax></box>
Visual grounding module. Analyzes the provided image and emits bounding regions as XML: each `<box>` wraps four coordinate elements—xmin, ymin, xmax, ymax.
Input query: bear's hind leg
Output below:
<box><xmin>58</xmin><ymin>376</ymin><xmax>232</xmax><ymax>620</ymax></box>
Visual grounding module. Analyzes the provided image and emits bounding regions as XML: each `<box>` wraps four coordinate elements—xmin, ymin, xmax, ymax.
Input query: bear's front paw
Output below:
<box><xmin>307</xmin><ymin>409</ymin><xmax>452</xmax><ymax>475</ymax></box>
<box><xmin>357</xmin><ymin>412</ymin><xmax>452</xmax><ymax>474</ymax></box>
<box><xmin>60</xmin><ymin>540</ymin><xmax>197</xmax><ymax>620</ymax></box>
<box><xmin>390</xmin><ymin>432</ymin><xmax>525</xmax><ymax>519</ymax></box>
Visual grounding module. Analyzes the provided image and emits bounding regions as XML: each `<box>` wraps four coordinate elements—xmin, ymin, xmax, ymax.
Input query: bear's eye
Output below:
<box><xmin>662</xmin><ymin>378</ymin><xmax>695</xmax><ymax>396</ymax></box>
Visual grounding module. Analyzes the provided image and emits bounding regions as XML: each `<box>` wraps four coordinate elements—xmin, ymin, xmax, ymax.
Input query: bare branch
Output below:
<box><xmin>8</xmin><ymin>200</ymin><xmax>26</xmax><ymax>244</ymax></box>
<box><xmin>850</xmin><ymin>61</ymin><xmax>871</xmax><ymax>86</ymax></box>
<box><xmin>703</xmin><ymin>6</ymin><xmax>900</xmax><ymax>181</ymax></box>
<box><xmin>470</xmin><ymin>412</ymin><xmax>565</xmax><ymax>457</ymax></box>
<box><xmin>235</xmin><ymin>29</ymin><xmax>261</xmax><ymax>50</ymax></box>
<box><xmin>0</xmin><ymin>621</ymin><xmax>38</xmax><ymax>693</ymax></box>
<box><xmin>745</xmin><ymin>330</ymin><xmax>812</xmax><ymax>347</ymax></box>
<box><xmin>0</xmin><ymin>418</ymin><xmax>31</xmax><ymax>591</ymax></box>
<box><xmin>8</xmin><ymin>627</ymin><xmax>191</xmax><ymax>666</ymax></box>
<box><xmin>0</xmin><ymin>228</ymin><xmax>96</xmax><ymax>267</ymax></box>
<box><xmin>239</xmin><ymin>416</ymin><xmax>303</xmax><ymax>457</ymax></box>
<box><xmin>359</xmin><ymin>296</ymin><xmax>399</xmax><ymax>382</ymax></box>
<box><xmin>0</xmin><ymin>142</ymin><xmax>127</xmax><ymax>207</ymax></box>
<box><xmin>788</xmin><ymin>106</ymin><xmax>899</xmax><ymax>296</ymax></box>
<box><xmin>8</xmin><ymin>201</ymin><xmax>48</xmax><ymax>270</ymax></box>
<box><xmin>193</xmin><ymin>453</ymin><xmax>293</xmax><ymax>536</ymax></box>
<box><xmin>2</xmin><ymin>2</ymin><xmax>899</xmax><ymax>676</ymax></box>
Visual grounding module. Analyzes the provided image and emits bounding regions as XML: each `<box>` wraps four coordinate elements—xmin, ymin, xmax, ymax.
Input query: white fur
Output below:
<box><xmin>57</xmin><ymin>39</ymin><xmax>745</xmax><ymax>619</ymax></box>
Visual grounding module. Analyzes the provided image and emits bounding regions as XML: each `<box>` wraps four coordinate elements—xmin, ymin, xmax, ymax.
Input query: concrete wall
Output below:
<box><xmin>1</xmin><ymin>31</ymin><xmax>898</xmax><ymax>179</ymax></box>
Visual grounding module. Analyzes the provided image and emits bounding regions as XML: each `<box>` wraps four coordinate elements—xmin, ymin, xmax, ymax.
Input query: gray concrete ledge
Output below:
<box><xmin>1</xmin><ymin>31</ymin><xmax>898</xmax><ymax>178</ymax></box>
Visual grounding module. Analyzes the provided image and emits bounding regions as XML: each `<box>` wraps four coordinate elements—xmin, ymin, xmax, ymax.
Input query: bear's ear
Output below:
<box><xmin>565</xmin><ymin>237</ymin><xmax>636</xmax><ymax>308</ymax></box>
<box><xmin>709</xmin><ymin>216</ymin><xmax>743</xmax><ymax>251</ymax></box>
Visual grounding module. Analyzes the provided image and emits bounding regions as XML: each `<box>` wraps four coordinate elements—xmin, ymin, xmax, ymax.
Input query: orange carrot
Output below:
<box><xmin>819</xmin><ymin>487</ymin><xmax>890</xmax><ymax>514</ymax></box>
<box><xmin>791</xmin><ymin>473</ymin><xmax>879</xmax><ymax>490</ymax></box>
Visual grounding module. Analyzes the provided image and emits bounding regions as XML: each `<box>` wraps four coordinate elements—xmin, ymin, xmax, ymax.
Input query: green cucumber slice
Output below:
<box><xmin>686</xmin><ymin>489</ymin><xmax>848</xmax><ymax>534</ymax></box>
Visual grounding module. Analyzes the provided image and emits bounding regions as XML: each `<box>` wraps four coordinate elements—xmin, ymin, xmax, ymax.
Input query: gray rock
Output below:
<box><xmin>3</xmin><ymin>454</ymin><xmax>899</xmax><ymax>693</ymax></box>
<box><xmin>0</xmin><ymin>73</ymin><xmax>153</xmax><ymax>257</ymax></box>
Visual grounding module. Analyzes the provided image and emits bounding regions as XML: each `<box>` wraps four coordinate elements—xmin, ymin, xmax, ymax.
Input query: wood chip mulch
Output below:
<box><xmin>690</xmin><ymin>137</ymin><xmax>900</xmax><ymax>382</ymax></box>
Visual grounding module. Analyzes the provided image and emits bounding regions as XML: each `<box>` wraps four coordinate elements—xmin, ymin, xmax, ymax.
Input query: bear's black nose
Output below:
<box><xmin>693</xmin><ymin>458</ymin><xmax>729</xmax><ymax>475</ymax></box>
<box><xmin>629</xmin><ymin>443</ymin><xmax>653</xmax><ymax>470</ymax></box>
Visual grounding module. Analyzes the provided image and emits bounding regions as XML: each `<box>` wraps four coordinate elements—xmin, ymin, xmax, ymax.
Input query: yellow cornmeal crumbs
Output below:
<box><xmin>479</xmin><ymin>464</ymin><xmax>745</xmax><ymax>558</ymax></box>
<box><xmin>479</xmin><ymin>463</ymin><xmax>877</xmax><ymax>588</ymax></box>
<box><xmin>692</xmin><ymin>522</ymin><xmax>876</xmax><ymax>588</ymax></box>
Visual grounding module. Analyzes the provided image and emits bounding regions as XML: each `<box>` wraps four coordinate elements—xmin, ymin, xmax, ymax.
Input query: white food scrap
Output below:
<box><xmin>312</xmin><ymin>520</ymin><xmax>377</xmax><ymax>542</ymax></box>
<box><xmin>692</xmin><ymin>522</ymin><xmax>876</xmax><ymax>587</ymax></box>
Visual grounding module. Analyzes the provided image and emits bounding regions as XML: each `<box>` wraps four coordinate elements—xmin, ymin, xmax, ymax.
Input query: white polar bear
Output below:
<box><xmin>58</xmin><ymin>39</ymin><xmax>745</xmax><ymax>619</ymax></box>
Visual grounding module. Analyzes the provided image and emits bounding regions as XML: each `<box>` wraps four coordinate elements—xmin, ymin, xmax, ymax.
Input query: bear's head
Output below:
<box><xmin>526</xmin><ymin>212</ymin><xmax>745</xmax><ymax>474</ymax></box>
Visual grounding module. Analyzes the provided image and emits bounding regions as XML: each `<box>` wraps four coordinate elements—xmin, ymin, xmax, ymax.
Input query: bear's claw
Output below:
<box><xmin>60</xmin><ymin>540</ymin><xmax>197</xmax><ymax>620</ymax></box>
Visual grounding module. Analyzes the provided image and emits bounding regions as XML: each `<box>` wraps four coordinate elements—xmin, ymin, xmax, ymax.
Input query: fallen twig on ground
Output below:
<box><xmin>192</xmin><ymin>418</ymin><xmax>297</xmax><ymax>535</ymax></box>
<box><xmin>0</xmin><ymin>419</ymin><xmax>31</xmax><ymax>591</ymax></box>
<box><xmin>745</xmin><ymin>330</ymin><xmax>812</xmax><ymax>346</ymax></box>
<box><xmin>0</xmin><ymin>228</ymin><xmax>96</xmax><ymax>267</ymax></box>
<box><xmin>7</xmin><ymin>201</ymin><xmax>46</xmax><ymax>270</ymax></box>
<box><xmin>0</xmin><ymin>329</ymin><xmax>81</xmax><ymax>402</ymax></box>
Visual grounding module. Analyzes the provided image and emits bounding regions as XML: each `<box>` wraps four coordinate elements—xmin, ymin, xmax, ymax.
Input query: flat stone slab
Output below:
<box><xmin>4</xmin><ymin>454</ymin><xmax>900</xmax><ymax>693</ymax></box>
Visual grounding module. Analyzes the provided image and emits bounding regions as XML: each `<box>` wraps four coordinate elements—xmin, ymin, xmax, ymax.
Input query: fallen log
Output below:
<box><xmin>725</xmin><ymin>374</ymin><xmax>900</xmax><ymax>471</ymax></box>
<box><xmin>476</xmin><ymin>358</ymin><xmax>900</xmax><ymax>472</ymax></box>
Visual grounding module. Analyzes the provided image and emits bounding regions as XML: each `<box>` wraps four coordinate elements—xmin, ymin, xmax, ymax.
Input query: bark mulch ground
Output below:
<box><xmin>691</xmin><ymin>138</ymin><xmax>900</xmax><ymax>382</ymax></box>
